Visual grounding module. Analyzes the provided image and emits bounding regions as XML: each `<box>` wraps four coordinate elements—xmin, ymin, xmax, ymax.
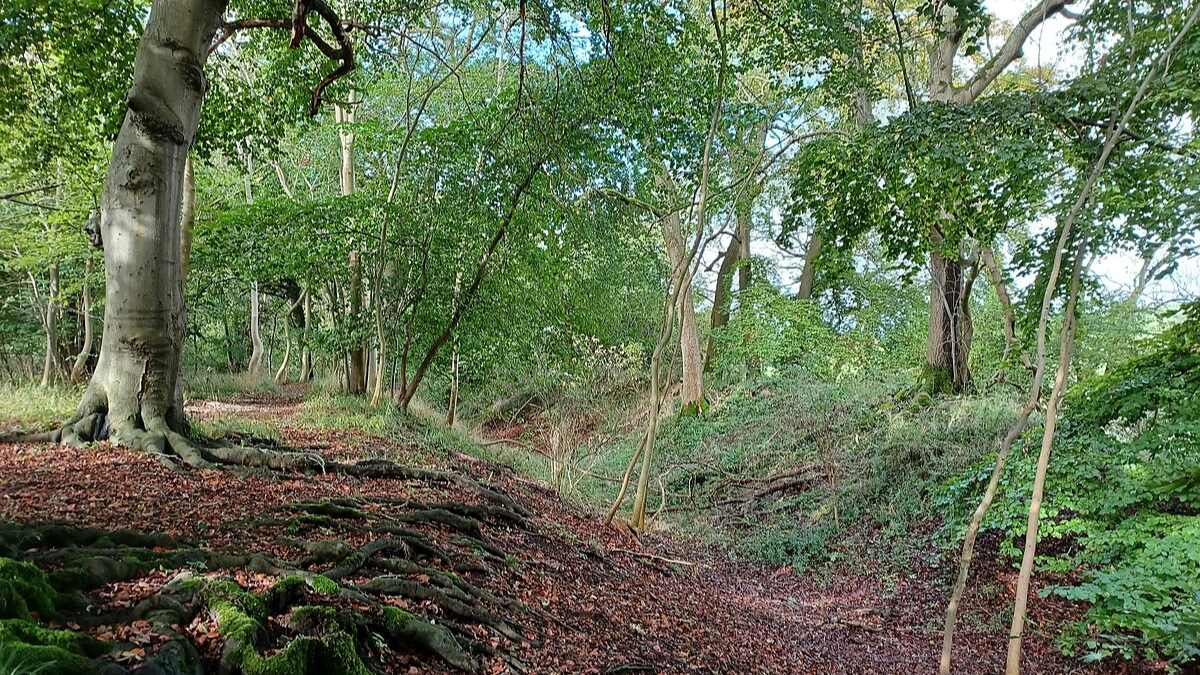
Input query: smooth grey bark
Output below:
<box><xmin>795</xmin><ymin>234</ymin><xmax>822</xmax><ymax>301</ymax></box>
<box><xmin>338</xmin><ymin>90</ymin><xmax>366</xmax><ymax>394</ymax></box>
<box><xmin>244</xmin><ymin>154</ymin><xmax>265</xmax><ymax>375</ymax></box>
<box><xmin>661</xmin><ymin>208</ymin><xmax>704</xmax><ymax>411</ymax></box>
<box><xmin>704</xmin><ymin>195</ymin><xmax>750</xmax><ymax>370</ymax></box>
<box><xmin>300</xmin><ymin>283</ymin><xmax>313</xmax><ymax>381</ymax></box>
<box><xmin>180</xmin><ymin>155</ymin><xmax>196</xmax><ymax>284</ymax></box>
<box><xmin>41</xmin><ymin>265</ymin><xmax>61</xmax><ymax>387</ymax></box>
<box><xmin>70</xmin><ymin>257</ymin><xmax>94</xmax><ymax>385</ymax></box>
<box><xmin>275</xmin><ymin>291</ymin><xmax>305</xmax><ymax>383</ymax></box>
<box><xmin>249</xmin><ymin>282</ymin><xmax>264</xmax><ymax>374</ymax></box>
<box><xmin>75</xmin><ymin>0</ymin><xmax>229</xmax><ymax>440</ymax></box>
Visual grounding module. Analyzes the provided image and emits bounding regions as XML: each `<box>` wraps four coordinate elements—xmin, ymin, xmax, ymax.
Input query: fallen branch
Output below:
<box><xmin>610</xmin><ymin>548</ymin><xmax>695</xmax><ymax>567</ymax></box>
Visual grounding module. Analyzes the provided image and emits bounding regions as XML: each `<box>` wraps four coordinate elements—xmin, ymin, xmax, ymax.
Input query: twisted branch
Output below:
<box><xmin>211</xmin><ymin>0</ymin><xmax>355</xmax><ymax>116</ymax></box>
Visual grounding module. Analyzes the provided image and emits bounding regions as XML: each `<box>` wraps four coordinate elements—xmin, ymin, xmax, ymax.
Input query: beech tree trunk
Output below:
<box><xmin>795</xmin><ymin>234</ymin><xmax>822</xmax><ymax>301</ymax></box>
<box><xmin>704</xmin><ymin>201</ymin><xmax>746</xmax><ymax>370</ymax></box>
<box><xmin>41</xmin><ymin>265</ymin><xmax>61</xmax><ymax>387</ymax></box>
<box><xmin>180</xmin><ymin>155</ymin><xmax>196</xmax><ymax>284</ymax></box>
<box><xmin>446</xmin><ymin>345</ymin><xmax>460</xmax><ymax>426</ymax></box>
<box><xmin>300</xmin><ymin>284</ymin><xmax>313</xmax><ymax>380</ymax></box>
<box><xmin>919</xmin><ymin>0</ymin><xmax>1071</xmax><ymax>394</ymax></box>
<box><xmin>249</xmin><ymin>282</ymin><xmax>264</xmax><ymax>374</ymax></box>
<box><xmin>243</xmin><ymin>155</ymin><xmax>265</xmax><ymax>375</ymax></box>
<box><xmin>75</xmin><ymin>0</ymin><xmax>228</xmax><ymax>439</ymax></box>
<box><xmin>70</xmin><ymin>258</ymin><xmax>94</xmax><ymax>385</ymax></box>
<box><xmin>661</xmin><ymin>210</ymin><xmax>704</xmax><ymax>413</ymax></box>
<box><xmin>338</xmin><ymin>91</ymin><xmax>366</xmax><ymax>394</ymax></box>
<box><xmin>924</xmin><ymin>249</ymin><xmax>972</xmax><ymax>392</ymax></box>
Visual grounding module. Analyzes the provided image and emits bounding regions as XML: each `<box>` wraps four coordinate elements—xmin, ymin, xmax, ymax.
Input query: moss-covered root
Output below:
<box><xmin>383</xmin><ymin>607</ymin><xmax>479</xmax><ymax>674</ymax></box>
<box><xmin>240</xmin><ymin>631</ymin><xmax>372</xmax><ymax>675</ymax></box>
<box><xmin>358</xmin><ymin>576</ymin><xmax>528</xmax><ymax>644</ymax></box>
<box><xmin>206</xmin><ymin>573</ymin><xmax>488</xmax><ymax>674</ymax></box>
<box><xmin>0</xmin><ymin>557</ymin><xmax>76</xmax><ymax>620</ymax></box>
<box><xmin>0</xmin><ymin>619</ymin><xmax>106</xmax><ymax>675</ymax></box>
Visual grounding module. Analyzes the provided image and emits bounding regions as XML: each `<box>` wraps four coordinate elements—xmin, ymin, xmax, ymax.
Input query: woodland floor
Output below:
<box><xmin>0</xmin><ymin>388</ymin><xmax>1172</xmax><ymax>675</ymax></box>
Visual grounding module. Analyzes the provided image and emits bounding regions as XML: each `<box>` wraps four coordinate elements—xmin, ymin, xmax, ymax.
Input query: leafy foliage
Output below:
<box><xmin>940</xmin><ymin>301</ymin><xmax>1200</xmax><ymax>665</ymax></box>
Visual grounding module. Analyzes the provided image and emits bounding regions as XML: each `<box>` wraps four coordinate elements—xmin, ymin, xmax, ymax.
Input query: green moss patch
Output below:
<box><xmin>0</xmin><ymin>558</ymin><xmax>65</xmax><ymax>620</ymax></box>
<box><xmin>308</xmin><ymin>574</ymin><xmax>339</xmax><ymax>595</ymax></box>
<box><xmin>382</xmin><ymin>606</ymin><xmax>414</xmax><ymax>632</ymax></box>
<box><xmin>0</xmin><ymin>619</ymin><xmax>104</xmax><ymax>675</ymax></box>
<box><xmin>243</xmin><ymin>632</ymin><xmax>371</xmax><ymax>675</ymax></box>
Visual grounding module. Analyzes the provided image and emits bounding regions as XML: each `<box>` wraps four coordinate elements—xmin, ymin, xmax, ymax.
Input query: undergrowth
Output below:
<box><xmin>471</xmin><ymin>370</ymin><xmax>1021</xmax><ymax>573</ymax></box>
<box><xmin>185</xmin><ymin>372</ymin><xmax>281</xmax><ymax>399</ymax></box>
<box><xmin>939</xmin><ymin>302</ymin><xmax>1200</xmax><ymax>668</ymax></box>
<box><xmin>645</xmin><ymin>376</ymin><xmax>1019</xmax><ymax>572</ymax></box>
<box><xmin>0</xmin><ymin>386</ymin><xmax>77</xmax><ymax>431</ymax></box>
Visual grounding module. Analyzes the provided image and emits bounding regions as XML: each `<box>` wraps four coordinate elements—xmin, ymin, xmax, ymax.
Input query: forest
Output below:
<box><xmin>0</xmin><ymin>0</ymin><xmax>1198</xmax><ymax>673</ymax></box>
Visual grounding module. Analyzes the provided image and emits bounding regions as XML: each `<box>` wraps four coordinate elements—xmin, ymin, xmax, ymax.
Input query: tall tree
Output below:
<box><xmin>920</xmin><ymin>0</ymin><xmax>1073</xmax><ymax>392</ymax></box>
<box><xmin>12</xmin><ymin>0</ymin><xmax>355</xmax><ymax>450</ymax></box>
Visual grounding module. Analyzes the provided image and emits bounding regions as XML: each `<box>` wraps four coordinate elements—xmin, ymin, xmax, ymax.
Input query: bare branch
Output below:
<box><xmin>0</xmin><ymin>184</ymin><xmax>60</xmax><ymax>201</ymax></box>
<box><xmin>212</xmin><ymin>0</ymin><xmax>355</xmax><ymax>116</ymax></box>
<box><xmin>959</xmin><ymin>0</ymin><xmax>1074</xmax><ymax>102</ymax></box>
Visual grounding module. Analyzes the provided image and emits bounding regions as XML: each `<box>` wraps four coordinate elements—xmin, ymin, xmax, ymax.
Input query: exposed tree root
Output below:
<box><xmin>0</xmin><ymin>471</ymin><xmax>551</xmax><ymax>675</ymax></box>
<box><xmin>4</xmin><ymin>414</ymin><xmax>534</xmax><ymax>524</ymax></box>
<box><xmin>0</xmin><ymin>402</ymin><xmax>557</xmax><ymax>672</ymax></box>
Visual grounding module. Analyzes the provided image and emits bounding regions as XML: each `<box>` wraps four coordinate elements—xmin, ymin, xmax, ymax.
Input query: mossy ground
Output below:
<box><xmin>242</xmin><ymin>632</ymin><xmax>371</xmax><ymax>675</ymax></box>
<box><xmin>0</xmin><ymin>557</ymin><xmax>62</xmax><ymax>621</ymax></box>
<box><xmin>0</xmin><ymin>619</ymin><xmax>105</xmax><ymax>675</ymax></box>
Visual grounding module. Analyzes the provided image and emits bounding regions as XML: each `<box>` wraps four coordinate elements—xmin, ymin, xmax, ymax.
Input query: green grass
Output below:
<box><xmin>189</xmin><ymin>416</ymin><xmax>283</xmax><ymax>444</ymax></box>
<box><xmin>0</xmin><ymin>386</ymin><xmax>79</xmax><ymax>431</ymax></box>
<box><xmin>185</xmin><ymin>372</ymin><xmax>281</xmax><ymax>399</ymax></box>
<box><xmin>293</xmin><ymin>391</ymin><xmax>412</xmax><ymax>440</ymax></box>
<box><xmin>531</xmin><ymin>375</ymin><xmax>1022</xmax><ymax>572</ymax></box>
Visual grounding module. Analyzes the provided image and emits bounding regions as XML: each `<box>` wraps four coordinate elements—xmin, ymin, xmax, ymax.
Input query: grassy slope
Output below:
<box><xmin>472</xmin><ymin>375</ymin><xmax>1024</xmax><ymax>572</ymax></box>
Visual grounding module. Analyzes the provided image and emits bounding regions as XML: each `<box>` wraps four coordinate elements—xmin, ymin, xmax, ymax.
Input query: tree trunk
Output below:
<box><xmin>705</xmin><ymin>119</ymin><xmax>768</xmax><ymax>371</ymax></box>
<box><xmin>446</xmin><ymin>345</ymin><xmax>459</xmax><ymax>427</ymax></box>
<box><xmin>924</xmin><ymin>249</ymin><xmax>972</xmax><ymax>393</ymax></box>
<box><xmin>70</xmin><ymin>258</ymin><xmax>94</xmax><ymax>385</ymax></box>
<box><xmin>704</xmin><ymin>224</ymin><xmax>742</xmax><ymax>370</ymax></box>
<box><xmin>300</xmin><ymin>283</ymin><xmax>313</xmax><ymax>381</ymax></box>
<box><xmin>275</xmin><ymin>291</ymin><xmax>305</xmax><ymax>384</ymax></box>
<box><xmin>244</xmin><ymin>154</ymin><xmax>265</xmax><ymax>376</ymax></box>
<box><xmin>1006</xmin><ymin>249</ymin><xmax>1084</xmax><ymax>675</ymax></box>
<box><xmin>395</xmin><ymin>160</ymin><xmax>544</xmax><ymax>412</ymax></box>
<box><xmin>76</xmin><ymin>0</ymin><xmax>228</xmax><ymax>441</ymax></box>
<box><xmin>795</xmin><ymin>234</ymin><xmax>822</xmax><ymax>301</ymax></box>
<box><xmin>41</xmin><ymin>265</ymin><xmax>60</xmax><ymax>387</ymax></box>
<box><xmin>249</xmin><ymin>282</ymin><xmax>264</xmax><ymax>374</ymax></box>
<box><xmin>180</xmin><ymin>155</ymin><xmax>196</xmax><ymax>285</ymax></box>
<box><xmin>661</xmin><ymin>210</ymin><xmax>704</xmax><ymax>413</ymax></box>
<box><xmin>917</xmin><ymin>1</ymin><xmax>1071</xmax><ymax>395</ymax></box>
<box><xmin>982</xmin><ymin>246</ymin><xmax>1033</xmax><ymax>371</ymax></box>
<box><xmin>338</xmin><ymin>90</ymin><xmax>366</xmax><ymax>395</ymax></box>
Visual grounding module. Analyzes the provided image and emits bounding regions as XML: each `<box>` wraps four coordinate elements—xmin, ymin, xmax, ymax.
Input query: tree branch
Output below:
<box><xmin>0</xmin><ymin>184</ymin><xmax>60</xmax><ymax>201</ymax></box>
<box><xmin>959</xmin><ymin>0</ymin><xmax>1074</xmax><ymax>102</ymax></box>
<box><xmin>212</xmin><ymin>0</ymin><xmax>354</xmax><ymax>116</ymax></box>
